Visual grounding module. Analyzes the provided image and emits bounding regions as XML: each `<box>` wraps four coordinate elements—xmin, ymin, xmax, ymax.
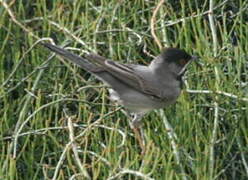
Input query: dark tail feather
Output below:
<box><xmin>42</xmin><ymin>43</ymin><xmax>100</xmax><ymax>72</ymax></box>
<box><xmin>41</xmin><ymin>43</ymin><xmax>124</xmax><ymax>89</ymax></box>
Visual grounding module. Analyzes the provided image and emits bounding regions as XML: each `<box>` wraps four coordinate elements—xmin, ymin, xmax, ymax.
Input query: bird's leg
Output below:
<box><xmin>131</xmin><ymin>113</ymin><xmax>145</xmax><ymax>128</ymax></box>
<box><xmin>130</xmin><ymin>113</ymin><xmax>146</xmax><ymax>155</ymax></box>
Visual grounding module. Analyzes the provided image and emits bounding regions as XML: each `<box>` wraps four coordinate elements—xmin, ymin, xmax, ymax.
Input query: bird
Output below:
<box><xmin>42</xmin><ymin>42</ymin><xmax>198</xmax><ymax>152</ymax></box>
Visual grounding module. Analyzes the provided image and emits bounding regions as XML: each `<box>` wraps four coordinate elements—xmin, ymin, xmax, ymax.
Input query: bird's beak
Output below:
<box><xmin>178</xmin><ymin>56</ymin><xmax>202</xmax><ymax>76</ymax></box>
<box><xmin>191</xmin><ymin>56</ymin><xmax>199</xmax><ymax>61</ymax></box>
<box><xmin>191</xmin><ymin>55</ymin><xmax>203</xmax><ymax>68</ymax></box>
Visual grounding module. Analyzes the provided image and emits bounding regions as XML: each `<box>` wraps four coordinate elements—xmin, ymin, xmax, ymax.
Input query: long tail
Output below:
<box><xmin>42</xmin><ymin>43</ymin><xmax>99</xmax><ymax>72</ymax></box>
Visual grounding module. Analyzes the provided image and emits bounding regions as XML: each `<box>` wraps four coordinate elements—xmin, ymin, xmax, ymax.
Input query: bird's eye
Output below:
<box><xmin>179</xmin><ymin>59</ymin><xmax>188</xmax><ymax>66</ymax></box>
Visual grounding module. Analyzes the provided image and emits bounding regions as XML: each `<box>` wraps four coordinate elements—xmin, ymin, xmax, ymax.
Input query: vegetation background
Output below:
<box><xmin>0</xmin><ymin>0</ymin><xmax>247</xmax><ymax>179</ymax></box>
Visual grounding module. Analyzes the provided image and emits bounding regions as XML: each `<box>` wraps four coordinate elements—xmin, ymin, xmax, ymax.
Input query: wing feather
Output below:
<box><xmin>86</xmin><ymin>53</ymin><xmax>164</xmax><ymax>99</ymax></box>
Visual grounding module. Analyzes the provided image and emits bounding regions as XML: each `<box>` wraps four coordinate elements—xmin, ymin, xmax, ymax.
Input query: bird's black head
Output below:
<box><xmin>160</xmin><ymin>48</ymin><xmax>196</xmax><ymax>76</ymax></box>
<box><xmin>161</xmin><ymin>48</ymin><xmax>192</xmax><ymax>66</ymax></box>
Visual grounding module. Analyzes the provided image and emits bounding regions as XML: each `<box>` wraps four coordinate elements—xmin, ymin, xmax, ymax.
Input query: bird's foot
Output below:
<box><xmin>130</xmin><ymin>113</ymin><xmax>144</xmax><ymax>128</ymax></box>
<box><xmin>131</xmin><ymin>118</ymin><xmax>142</xmax><ymax>129</ymax></box>
<box><xmin>130</xmin><ymin>113</ymin><xmax>146</xmax><ymax>155</ymax></box>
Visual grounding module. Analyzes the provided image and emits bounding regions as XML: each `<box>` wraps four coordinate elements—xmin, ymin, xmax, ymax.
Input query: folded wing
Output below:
<box><xmin>42</xmin><ymin>43</ymin><xmax>163</xmax><ymax>100</ymax></box>
<box><xmin>86</xmin><ymin>54</ymin><xmax>164</xmax><ymax>99</ymax></box>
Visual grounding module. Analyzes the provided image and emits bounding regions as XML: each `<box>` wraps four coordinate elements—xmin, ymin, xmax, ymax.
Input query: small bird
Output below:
<box><xmin>42</xmin><ymin>43</ymin><xmax>197</xmax><ymax>123</ymax></box>
<box><xmin>42</xmin><ymin>43</ymin><xmax>197</xmax><ymax>151</ymax></box>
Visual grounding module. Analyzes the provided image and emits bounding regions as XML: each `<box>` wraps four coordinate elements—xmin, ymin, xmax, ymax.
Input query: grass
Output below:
<box><xmin>0</xmin><ymin>0</ymin><xmax>248</xmax><ymax>179</ymax></box>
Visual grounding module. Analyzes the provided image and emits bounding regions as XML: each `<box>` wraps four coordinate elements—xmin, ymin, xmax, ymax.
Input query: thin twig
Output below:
<box><xmin>151</xmin><ymin>0</ymin><xmax>165</xmax><ymax>50</ymax></box>
<box><xmin>95</xmin><ymin>124</ymin><xmax>127</xmax><ymax>148</ymax></box>
<box><xmin>84</xmin><ymin>150</ymin><xmax>111</xmax><ymax>167</ymax></box>
<box><xmin>213</xmin><ymin>153</ymin><xmax>239</xmax><ymax>180</ymax></box>
<box><xmin>0</xmin><ymin>0</ymin><xmax>39</xmax><ymax>40</ymax></box>
<box><xmin>159</xmin><ymin>4</ymin><xmax>169</xmax><ymax>47</ymax></box>
<box><xmin>12</xmin><ymin>98</ymin><xmax>120</xmax><ymax>157</ymax></box>
<box><xmin>11</xmin><ymin>56</ymin><xmax>48</xmax><ymax>158</ymax></box>
<box><xmin>107</xmin><ymin>1</ymin><xmax>123</xmax><ymax>57</ymax></box>
<box><xmin>3</xmin><ymin>123</ymin><xmax>126</xmax><ymax>149</ymax></box>
<box><xmin>107</xmin><ymin>168</ymin><xmax>154</xmax><ymax>180</ymax></box>
<box><xmin>52</xmin><ymin>107</ymin><xmax>122</xmax><ymax>180</ymax></box>
<box><xmin>163</xmin><ymin>0</ymin><xmax>229</xmax><ymax>27</ymax></box>
<box><xmin>74</xmin><ymin>107</ymin><xmax>123</xmax><ymax>140</ymax></box>
<box><xmin>208</xmin><ymin>1</ymin><xmax>221</xmax><ymax>177</ymax></box>
<box><xmin>93</xmin><ymin>13</ymin><xmax>105</xmax><ymax>51</ymax></box>
<box><xmin>237</xmin><ymin>138</ymin><xmax>248</xmax><ymax>177</ymax></box>
<box><xmin>52</xmin><ymin>143</ymin><xmax>71</xmax><ymax>180</ymax></box>
<box><xmin>142</xmin><ymin>41</ymin><xmax>156</xmax><ymax>59</ymax></box>
<box><xmin>69</xmin><ymin>173</ymin><xmax>85</xmax><ymax>180</ymax></box>
<box><xmin>12</xmin><ymin>98</ymin><xmax>71</xmax><ymax>158</ymax></box>
<box><xmin>65</xmin><ymin>110</ymin><xmax>90</xmax><ymax>179</ymax></box>
<box><xmin>47</xmin><ymin>20</ymin><xmax>94</xmax><ymax>52</ymax></box>
<box><xmin>208</xmin><ymin>0</ymin><xmax>218</xmax><ymax>56</ymax></box>
<box><xmin>186</xmin><ymin>89</ymin><xmax>248</xmax><ymax>102</ymax></box>
<box><xmin>159</xmin><ymin>110</ymin><xmax>187</xmax><ymax>180</ymax></box>
<box><xmin>0</xmin><ymin>38</ymin><xmax>53</xmax><ymax>89</ymax></box>
<box><xmin>0</xmin><ymin>1</ymin><xmax>94</xmax><ymax>54</ymax></box>
<box><xmin>2</xmin><ymin>126</ymin><xmax>67</xmax><ymax>140</ymax></box>
<box><xmin>209</xmin><ymin>102</ymin><xmax>219</xmax><ymax>178</ymax></box>
<box><xmin>122</xmin><ymin>26</ymin><xmax>142</xmax><ymax>46</ymax></box>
